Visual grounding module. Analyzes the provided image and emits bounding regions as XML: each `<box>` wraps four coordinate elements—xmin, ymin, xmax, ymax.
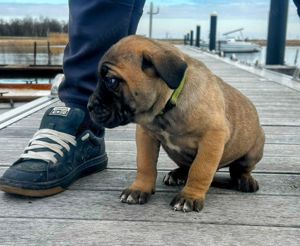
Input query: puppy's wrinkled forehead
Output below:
<box><xmin>103</xmin><ymin>49</ymin><xmax>136</xmax><ymax>66</ymax></box>
<box><xmin>100</xmin><ymin>36</ymin><xmax>154</xmax><ymax>67</ymax></box>
<box><xmin>99</xmin><ymin>35</ymin><xmax>188</xmax><ymax>90</ymax></box>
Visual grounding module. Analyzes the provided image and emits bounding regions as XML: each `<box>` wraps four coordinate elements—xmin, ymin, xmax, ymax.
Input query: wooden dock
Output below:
<box><xmin>0</xmin><ymin>65</ymin><xmax>62</xmax><ymax>78</ymax></box>
<box><xmin>0</xmin><ymin>47</ymin><xmax>299</xmax><ymax>245</ymax></box>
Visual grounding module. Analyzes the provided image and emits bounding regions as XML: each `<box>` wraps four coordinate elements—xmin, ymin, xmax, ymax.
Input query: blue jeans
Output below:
<box><xmin>59</xmin><ymin>0</ymin><xmax>145</xmax><ymax>111</ymax></box>
<box><xmin>294</xmin><ymin>0</ymin><xmax>300</xmax><ymax>17</ymax></box>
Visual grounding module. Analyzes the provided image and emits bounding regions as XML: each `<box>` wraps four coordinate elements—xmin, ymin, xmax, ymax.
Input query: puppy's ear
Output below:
<box><xmin>142</xmin><ymin>49</ymin><xmax>187</xmax><ymax>89</ymax></box>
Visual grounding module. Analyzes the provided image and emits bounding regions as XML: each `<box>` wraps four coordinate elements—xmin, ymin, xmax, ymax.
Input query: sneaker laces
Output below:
<box><xmin>20</xmin><ymin>129</ymin><xmax>77</xmax><ymax>164</ymax></box>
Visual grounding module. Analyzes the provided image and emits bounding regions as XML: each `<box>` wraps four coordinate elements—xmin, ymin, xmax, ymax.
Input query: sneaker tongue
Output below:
<box><xmin>39</xmin><ymin>107</ymin><xmax>86</xmax><ymax>135</ymax></box>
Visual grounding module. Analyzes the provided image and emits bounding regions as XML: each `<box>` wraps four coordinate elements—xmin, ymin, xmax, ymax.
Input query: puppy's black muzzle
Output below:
<box><xmin>88</xmin><ymin>94</ymin><xmax>111</xmax><ymax>125</ymax></box>
<box><xmin>88</xmin><ymin>92</ymin><xmax>134</xmax><ymax>129</ymax></box>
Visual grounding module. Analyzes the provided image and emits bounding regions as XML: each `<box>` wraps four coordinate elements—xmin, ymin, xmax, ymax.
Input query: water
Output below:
<box><xmin>224</xmin><ymin>46</ymin><xmax>300</xmax><ymax>66</ymax></box>
<box><xmin>0</xmin><ymin>49</ymin><xmax>63</xmax><ymax>84</ymax></box>
<box><xmin>0</xmin><ymin>78</ymin><xmax>54</xmax><ymax>84</ymax></box>
<box><xmin>0</xmin><ymin>45</ymin><xmax>299</xmax><ymax>79</ymax></box>
<box><xmin>0</xmin><ymin>52</ymin><xmax>63</xmax><ymax>65</ymax></box>
<box><xmin>1</xmin><ymin>48</ymin><xmax>299</xmax><ymax>67</ymax></box>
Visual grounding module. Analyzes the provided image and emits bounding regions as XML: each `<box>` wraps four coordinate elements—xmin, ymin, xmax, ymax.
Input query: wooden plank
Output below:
<box><xmin>259</xmin><ymin>119</ymin><xmax>300</xmax><ymax>126</ymax></box>
<box><xmin>1</xmin><ymin>128</ymin><xmax>300</xmax><ymax>144</ymax></box>
<box><xmin>0</xmin><ymin>146</ymin><xmax>299</xmax><ymax>173</ymax></box>
<box><xmin>63</xmin><ymin>171</ymin><xmax>300</xmax><ymax>196</ymax></box>
<box><xmin>0</xmin><ymin>141</ymin><xmax>300</xmax><ymax>173</ymax></box>
<box><xmin>263</xmin><ymin>126</ymin><xmax>300</xmax><ymax>134</ymax></box>
<box><xmin>0</xmin><ymin>190</ymin><xmax>299</xmax><ymax>227</ymax></box>
<box><xmin>0</xmin><ymin>139</ymin><xmax>299</xmax><ymax>154</ymax></box>
<box><xmin>0</xmin><ymin>65</ymin><xmax>62</xmax><ymax>78</ymax></box>
<box><xmin>257</xmin><ymin>110</ymin><xmax>300</xmax><ymax>115</ymax></box>
<box><xmin>250</xmin><ymin>98</ymin><xmax>300</xmax><ymax>102</ymax></box>
<box><xmin>2</xmin><ymin>125</ymin><xmax>300</xmax><ymax>138</ymax></box>
<box><xmin>7</xmin><ymin>115</ymin><xmax>300</xmax><ymax>127</ymax></box>
<box><xmin>265</xmin><ymin>134</ymin><xmax>300</xmax><ymax>144</ymax></box>
<box><xmin>108</xmin><ymin>152</ymin><xmax>300</xmax><ymax>173</ymax></box>
<box><xmin>247</xmin><ymin>97</ymin><xmax>300</xmax><ymax>101</ymax></box>
<box><xmin>0</xmin><ymin>168</ymin><xmax>298</xmax><ymax>195</ymax></box>
<box><xmin>0</xmin><ymin>219</ymin><xmax>299</xmax><ymax>246</ymax></box>
<box><xmin>260</xmin><ymin>118</ymin><xmax>300</xmax><ymax>126</ymax></box>
<box><xmin>1</xmin><ymin>153</ymin><xmax>300</xmax><ymax>174</ymax></box>
<box><xmin>105</xmin><ymin>154</ymin><xmax>300</xmax><ymax>173</ymax></box>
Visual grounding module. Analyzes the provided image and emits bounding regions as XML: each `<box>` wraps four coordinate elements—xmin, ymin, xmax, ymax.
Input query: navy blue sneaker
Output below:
<box><xmin>0</xmin><ymin>106</ymin><xmax>107</xmax><ymax>197</ymax></box>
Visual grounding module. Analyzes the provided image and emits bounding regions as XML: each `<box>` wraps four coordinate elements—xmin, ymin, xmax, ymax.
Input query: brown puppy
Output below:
<box><xmin>88</xmin><ymin>35</ymin><xmax>265</xmax><ymax>212</ymax></box>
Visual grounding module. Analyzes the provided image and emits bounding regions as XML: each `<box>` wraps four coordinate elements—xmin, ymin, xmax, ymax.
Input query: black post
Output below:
<box><xmin>209</xmin><ymin>13</ymin><xmax>217</xmax><ymax>51</ymax></box>
<box><xmin>184</xmin><ymin>35</ymin><xmax>188</xmax><ymax>45</ymax></box>
<box><xmin>196</xmin><ymin>25</ymin><xmax>201</xmax><ymax>47</ymax></box>
<box><xmin>218</xmin><ymin>40</ymin><xmax>221</xmax><ymax>53</ymax></box>
<box><xmin>266</xmin><ymin>0</ymin><xmax>289</xmax><ymax>65</ymax></box>
<box><xmin>186</xmin><ymin>33</ymin><xmax>190</xmax><ymax>44</ymax></box>
<box><xmin>33</xmin><ymin>42</ymin><xmax>37</xmax><ymax>65</ymax></box>
<box><xmin>190</xmin><ymin>30</ymin><xmax>194</xmax><ymax>46</ymax></box>
<box><xmin>47</xmin><ymin>41</ymin><xmax>51</xmax><ymax>65</ymax></box>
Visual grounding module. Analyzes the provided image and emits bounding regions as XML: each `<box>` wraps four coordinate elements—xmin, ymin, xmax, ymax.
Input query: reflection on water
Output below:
<box><xmin>0</xmin><ymin>53</ymin><xmax>63</xmax><ymax>65</ymax></box>
<box><xmin>224</xmin><ymin>46</ymin><xmax>300</xmax><ymax>66</ymax></box>
<box><xmin>0</xmin><ymin>43</ymin><xmax>64</xmax><ymax>65</ymax></box>
<box><xmin>0</xmin><ymin>78</ymin><xmax>54</xmax><ymax>84</ymax></box>
<box><xmin>0</xmin><ymin>46</ymin><xmax>299</xmax><ymax>67</ymax></box>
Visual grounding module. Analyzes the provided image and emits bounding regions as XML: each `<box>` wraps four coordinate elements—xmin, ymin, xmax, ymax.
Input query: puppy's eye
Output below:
<box><xmin>105</xmin><ymin>77</ymin><xmax>119</xmax><ymax>91</ymax></box>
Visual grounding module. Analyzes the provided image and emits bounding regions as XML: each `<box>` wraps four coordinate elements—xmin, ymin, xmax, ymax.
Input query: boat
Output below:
<box><xmin>218</xmin><ymin>38</ymin><xmax>261</xmax><ymax>53</ymax></box>
<box><xmin>200</xmin><ymin>28</ymin><xmax>261</xmax><ymax>53</ymax></box>
<box><xmin>200</xmin><ymin>38</ymin><xmax>261</xmax><ymax>53</ymax></box>
<box><xmin>0</xmin><ymin>74</ymin><xmax>63</xmax><ymax>111</ymax></box>
<box><xmin>0</xmin><ymin>83</ymin><xmax>51</xmax><ymax>107</ymax></box>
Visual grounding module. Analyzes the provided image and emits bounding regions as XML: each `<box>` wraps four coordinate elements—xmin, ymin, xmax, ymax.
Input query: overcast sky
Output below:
<box><xmin>0</xmin><ymin>0</ymin><xmax>299</xmax><ymax>39</ymax></box>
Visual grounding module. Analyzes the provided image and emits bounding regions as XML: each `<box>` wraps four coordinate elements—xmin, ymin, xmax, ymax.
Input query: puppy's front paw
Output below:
<box><xmin>120</xmin><ymin>188</ymin><xmax>151</xmax><ymax>204</ymax></box>
<box><xmin>170</xmin><ymin>193</ymin><xmax>204</xmax><ymax>212</ymax></box>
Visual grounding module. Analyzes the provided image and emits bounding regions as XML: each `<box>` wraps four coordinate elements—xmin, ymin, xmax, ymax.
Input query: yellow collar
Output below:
<box><xmin>160</xmin><ymin>71</ymin><xmax>187</xmax><ymax>115</ymax></box>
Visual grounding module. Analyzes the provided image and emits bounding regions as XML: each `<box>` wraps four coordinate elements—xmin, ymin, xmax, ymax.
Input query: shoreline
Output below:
<box><xmin>0</xmin><ymin>35</ymin><xmax>300</xmax><ymax>47</ymax></box>
<box><xmin>250</xmin><ymin>39</ymin><xmax>300</xmax><ymax>46</ymax></box>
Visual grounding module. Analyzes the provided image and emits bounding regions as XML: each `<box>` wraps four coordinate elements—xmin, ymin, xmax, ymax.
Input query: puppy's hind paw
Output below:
<box><xmin>163</xmin><ymin>167</ymin><xmax>189</xmax><ymax>186</ymax></box>
<box><xmin>120</xmin><ymin>188</ymin><xmax>151</xmax><ymax>204</ymax></box>
<box><xmin>234</xmin><ymin>175</ymin><xmax>259</xmax><ymax>193</ymax></box>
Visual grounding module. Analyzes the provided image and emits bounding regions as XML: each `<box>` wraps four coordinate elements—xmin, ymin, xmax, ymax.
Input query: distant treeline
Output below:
<box><xmin>0</xmin><ymin>17</ymin><xmax>68</xmax><ymax>37</ymax></box>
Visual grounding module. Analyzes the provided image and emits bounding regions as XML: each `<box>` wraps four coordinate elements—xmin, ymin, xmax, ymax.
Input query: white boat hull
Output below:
<box><xmin>200</xmin><ymin>41</ymin><xmax>261</xmax><ymax>53</ymax></box>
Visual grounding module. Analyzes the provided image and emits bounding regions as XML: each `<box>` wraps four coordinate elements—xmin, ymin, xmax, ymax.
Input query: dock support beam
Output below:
<box><xmin>190</xmin><ymin>30</ymin><xmax>194</xmax><ymax>46</ymax></box>
<box><xmin>195</xmin><ymin>25</ymin><xmax>201</xmax><ymax>47</ymax></box>
<box><xmin>33</xmin><ymin>42</ymin><xmax>37</xmax><ymax>65</ymax></box>
<box><xmin>209</xmin><ymin>13</ymin><xmax>217</xmax><ymax>51</ymax></box>
<box><xmin>266</xmin><ymin>0</ymin><xmax>289</xmax><ymax>65</ymax></box>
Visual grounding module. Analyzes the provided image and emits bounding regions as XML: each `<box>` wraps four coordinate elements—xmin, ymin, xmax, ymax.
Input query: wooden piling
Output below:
<box><xmin>209</xmin><ymin>13</ymin><xmax>217</xmax><ymax>51</ymax></box>
<box><xmin>195</xmin><ymin>25</ymin><xmax>201</xmax><ymax>47</ymax></box>
<box><xmin>266</xmin><ymin>0</ymin><xmax>289</xmax><ymax>65</ymax></box>
<box><xmin>47</xmin><ymin>42</ymin><xmax>51</xmax><ymax>65</ymax></box>
<box><xmin>33</xmin><ymin>42</ymin><xmax>37</xmax><ymax>65</ymax></box>
<box><xmin>190</xmin><ymin>30</ymin><xmax>194</xmax><ymax>46</ymax></box>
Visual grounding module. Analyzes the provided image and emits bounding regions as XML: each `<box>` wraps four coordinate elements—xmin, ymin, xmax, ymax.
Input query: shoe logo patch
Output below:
<box><xmin>49</xmin><ymin>107</ymin><xmax>71</xmax><ymax>117</ymax></box>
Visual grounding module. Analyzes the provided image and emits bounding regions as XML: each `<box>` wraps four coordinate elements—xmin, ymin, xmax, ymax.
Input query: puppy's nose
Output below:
<box><xmin>87</xmin><ymin>103</ymin><xmax>94</xmax><ymax>112</ymax></box>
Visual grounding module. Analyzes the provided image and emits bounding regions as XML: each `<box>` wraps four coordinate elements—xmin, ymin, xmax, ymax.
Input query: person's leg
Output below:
<box><xmin>60</xmin><ymin>0</ymin><xmax>145</xmax><ymax>113</ymax></box>
<box><xmin>129</xmin><ymin>0</ymin><xmax>146</xmax><ymax>35</ymax></box>
<box><xmin>294</xmin><ymin>0</ymin><xmax>300</xmax><ymax>17</ymax></box>
<box><xmin>0</xmin><ymin>0</ymin><xmax>145</xmax><ymax>197</ymax></box>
